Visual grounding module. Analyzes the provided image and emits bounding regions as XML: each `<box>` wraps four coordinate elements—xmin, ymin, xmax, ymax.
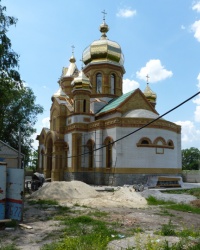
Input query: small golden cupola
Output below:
<box><xmin>60</xmin><ymin>48</ymin><xmax>79</xmax><ymax>98</ymax></box>
<box><xmin>71</xmin><ymin>70</ymin><xmax>91</xmax><ymax>113</ymax></box>
<box><xmin>143</xmin><ymin>75</ymin><xmax>157</xmax><ymax>108</ymax></box>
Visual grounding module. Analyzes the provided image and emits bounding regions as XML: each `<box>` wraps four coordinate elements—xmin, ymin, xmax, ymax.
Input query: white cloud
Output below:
<box><xmin>191</xmin><ymin>20</ymin><xmax>200</xmax><ymax>42</ymax></box>
<box><xmin>192</xmin><ymin>2</ymin><xmax>200</xmax><ymax>12</ymax></box>
<box><xmin>31</xmin><ymin>133</ymin><xmax>38</xmax><ymax>150</ymax></box>
<box><xmin>181</xmin><ymin>25</ymin><xmax>186</xmax><ymax>30</ymax></box>
<box><xmin>136</xmin><ymin>59</ymin><xmax>173</xmax><ymax>83</ymax></box>
<box><xmin>123</xmin><ymin>79</ymin><xmax>139</xmax><ymax>94</ymax></box>
<box><xmin>197</xmin><ymin>73</ymin><xmax>200</xmax><ymax>88</ymax></box>
<box><xmin>42</xmin><ymin>117</ymin><xmax>50</xmax><ymax>128</ymax></box>
<box><xmin>175</xmin><ymin>120</ymin><xmax>200</xmax><ymax>148</ymax></box>
<box><xmin>194</xmin><ymin>106</ymin><xmax>200</xmax><ymax>122</ymax></box>
<box><xmin>192</xmin><ymin>73</ymin><xmax>200</xmax><ymax>122</ymax></box>
<box><xmin>116</xmin><ymin>8</ymin><xmax>136</xmax><ymax>18</ymax></box>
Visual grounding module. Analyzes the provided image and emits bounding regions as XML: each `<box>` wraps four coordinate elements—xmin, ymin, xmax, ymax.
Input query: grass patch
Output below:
<box><xmin>0</xmin><ymin>242</ymin><xmax>19</xmax><ymax>250</ymax></box>
<box><xmin>146</xmin><ymin>196</ymin><xmax>175</xmax><ymax>205</ymax></box>
<box><xmin>87</xmin><ymin>210</ymin><xmax>108</xmax><ymax>218</ymax></box>
<box><xmin>168</xmin><ymin>203</ymin><xmax>200</xmax><ymax>214</ymax></box>
<box><xmin>147</xmin><ymin>196</ymin><xmax>200</xmax><ymax>214</ymax></box>
<box><xmin>158</xmin><ymin>220</ymin><xmax>177</xmax><ymax>236</ymax></box>
<box><xmin>41</xmin><ymin>215</ymin><xmax>119</xmax><ymax>250</ymax></box>
<box><xmin>27</xmin><ymin>199</ymin><xmax>59</xmax><ymax>206</ymax></box>
<box><xmin>162</xmin><ymin>188</ymin><xmax>200</xmax><ymax>199</ymax></box>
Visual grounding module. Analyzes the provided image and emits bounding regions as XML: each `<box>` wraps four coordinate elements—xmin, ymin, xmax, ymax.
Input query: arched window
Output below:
<box><xmin>167</xmin><ymin>140</ymin><xmax>174</xmax><ymax>148</ymax></box>
<box><xmin>141</xmin><ymin>140</ymin><xmax>149</xmax><ymax>145</ymax></box>
<box><xmin>96</xmin><ymin>73</ymin><xmax>102</xmax><ymax>93</ymax></box>
<box><xmin>110</xmin><ymin>74</ymin><xmax>115</xmax><ymax>94</ymax></box>
<box><xmin>83</xmin><ymin>99</ymin><xmax>86</xmax><ymax>113</ymax></box>
<box><xmin>137</xmin><ymin>137</ymin><xmax>152</xmax><ymax>147</ymax></box>
<box><xmin>153</xmin><ymin>137</ymin><xmax>166</xmax><ymax>154</ymax></box>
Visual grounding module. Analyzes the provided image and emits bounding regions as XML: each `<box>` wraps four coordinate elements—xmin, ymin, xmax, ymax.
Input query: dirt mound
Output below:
<box><xmin>30</xmin><ymin>181</ymin><xmax>147</xmax><ymax>208</ymax></box>
<box><xmin>30</xmin><ymin>181</ymin><xmax>99</xmax><ymax>200</ymax></box>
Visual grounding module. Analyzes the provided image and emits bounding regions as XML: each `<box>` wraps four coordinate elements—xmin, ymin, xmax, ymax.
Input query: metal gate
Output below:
<box><xmin>0</xmin><ymin>164</ymin><xmax>24</xmax><ymax>221</ymax></box>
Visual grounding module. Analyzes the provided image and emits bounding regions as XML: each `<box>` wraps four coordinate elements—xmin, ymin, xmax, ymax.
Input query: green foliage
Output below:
<box><xmin>177</xmin><ymin>227</ymin><xmax>200</xmax><ymax>238</ymax></box>
<box><xmin>0</xmin><ymin>242</ymin><xmax>19</xmax><ymax>250</ymax></box>
<box><xmin>182</xmin><ymin>147</ymin><xmax>200</xmax><ymax>170</ymax></box>
<box><xmin>168</xmin><ymin>203</ymin><xmax>200</xmax><ymax>214</ymax></box>
<box><xmin>28</xmin><ymin>150</ymin><xmax>39</xmax><ymax>171</ymax></box>
<box><xmin>0</xmin><ymin>1</ymin><xmax>21</xmax><ymax>83</ymax></box>
<box><xmin>28</xmin><ymin>199</ymin><xmax>59</xmax><ymax>206</ymax></box>
<box><xmin>146</xmin><ymin>196</ymin><xmax>175</xmax><ymax>205</ymax></box>
<box><xmin>159</xmin><ymin>220</ymin><xmax>177</xmax><ymax>236</ymax></box>
<box><xmin>147</xmin><ymin>195</ymin><xmax>200</xmax><ymax>214</ymax></box>
<box><xmin>0</xmin><ymin>1</ymin><xmax>43</xmax><ymax>165</ymax></box>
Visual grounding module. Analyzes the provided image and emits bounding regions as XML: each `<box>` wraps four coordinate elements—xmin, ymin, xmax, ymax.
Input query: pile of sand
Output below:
<box><xmin>30</xmin><ymin>181</ymin><xmax>99</xmax><ymax>200</ymax></box>
<box><xmin>30</xmin><ymin>181</ymin><xmax>147</xmax><ymax>208</ymax></box>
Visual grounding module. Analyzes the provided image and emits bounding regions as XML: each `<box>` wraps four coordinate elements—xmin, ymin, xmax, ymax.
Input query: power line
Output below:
<box><xmin>42</xmin><ymin>91</ymin><xmax>200</xmax><ymax>159</ymax></box>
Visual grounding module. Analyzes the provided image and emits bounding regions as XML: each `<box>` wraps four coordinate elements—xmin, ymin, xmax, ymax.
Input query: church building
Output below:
<box><xmin>36</xmin><ymin>16</ymin><xmax>182</xmax><ymax>186</ymax></box>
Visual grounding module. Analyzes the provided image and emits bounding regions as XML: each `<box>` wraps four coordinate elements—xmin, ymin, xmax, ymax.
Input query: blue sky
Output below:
<box><xmin>2</xmin><ymin>0</ymin><xmax>200</xmax><ymax>150</ymax></box>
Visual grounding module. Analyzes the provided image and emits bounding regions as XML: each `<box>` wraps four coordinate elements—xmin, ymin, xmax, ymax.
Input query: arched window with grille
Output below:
<box><xmin>110</xmin><ymin>74</ymin><xmax>115</xmax><ymax>94</ymax></box>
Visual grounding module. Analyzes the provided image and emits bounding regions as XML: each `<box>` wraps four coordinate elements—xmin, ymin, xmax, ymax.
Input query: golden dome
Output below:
<box><xmin>143</xmin><ymin>83</ymin><xmax>157</xmax><ymax>103</ymax></box>
<box><xmin>82</xmin><ymin>20</ymin><xmax>124</xmax><ymax>66</ymax></box>
<box><xmin>71</xmin><ymin>70</ymin><xmax>91</xmax><ymax>91</ymax></box>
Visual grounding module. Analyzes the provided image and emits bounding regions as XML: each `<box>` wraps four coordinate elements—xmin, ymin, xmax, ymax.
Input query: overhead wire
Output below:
<box><xmin>42</xmin><ymin>91</ymin><xmax>200</xmax><ymax>159</ymax></box>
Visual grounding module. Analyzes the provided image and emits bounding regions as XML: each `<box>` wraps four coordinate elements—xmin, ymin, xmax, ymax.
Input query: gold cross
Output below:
<box><xmin>71</xmin><ymin>45</ymin><xmax>75</xmax><ymax>55</ymax></box>
<box><xmin>146</xmin><ymin>74</ymin><xmax>150</xmax><ymax>84</ymax></box>
<box><xmin>102</xmin><ymin>10</ymin><xmax>107</xmax><ymax>21</ymax></box>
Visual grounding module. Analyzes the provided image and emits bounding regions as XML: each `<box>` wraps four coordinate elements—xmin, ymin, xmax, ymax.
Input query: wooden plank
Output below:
<box><xmin>0</xmin><ymin>219</ymin><xmax>12</xmax><ymax>223</ymax></box>
<box><xmin>19</xmin><ymin>223</ymin><xmax>33</xmax><ymax>229</ymax></box>
<box><xmin>158</xmin><ymin>177</ymin><xmax>181</xmax><ymax>181</ymax></box>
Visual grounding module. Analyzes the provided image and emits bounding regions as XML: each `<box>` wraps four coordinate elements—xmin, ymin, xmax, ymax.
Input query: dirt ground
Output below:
<box><xmin>0</xmin><ymin>183</ymin><xmax>200</xmax><ymax>250</ymax></box>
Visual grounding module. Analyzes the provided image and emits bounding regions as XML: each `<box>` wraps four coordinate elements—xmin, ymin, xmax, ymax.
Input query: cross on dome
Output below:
<box><xmin>146</xmin><ymin>74</ymin><xmax>150</xmax><ymax>84</ymax></box>
<box><xmin>102</xmin><ymin>10</ymin><xmax>107</xmax><ymax>21</ymax></box>
<box><xmin>71</xmin><ymin>45</ymin><xmax>75</xmax><ymax>55</ymax></box>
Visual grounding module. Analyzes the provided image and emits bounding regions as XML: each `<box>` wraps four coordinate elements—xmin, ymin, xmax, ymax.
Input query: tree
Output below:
<box><xmin>0</xmin><ymin>1</ymin><xmax>43</xmax><ymax>166</ymax></box>
<box><xmin>28</xmin><ymin>150</ymin><xmax>38</xmax><ymax>172</ymax></box>
<box><xmin>0</xmin><ymin>1</ymin><xmax>21</xmax><ymax>84</ymax></box>
<box><xmin>182</xmin><ymin>147</ymin><xmax>200</xmax><ymax>170</ymax></box>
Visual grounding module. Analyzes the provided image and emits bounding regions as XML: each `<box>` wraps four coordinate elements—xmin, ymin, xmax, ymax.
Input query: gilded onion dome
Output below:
<box><xmin>143</xmin><ymin>83</ymin><xmax>157</xmax><ymax>106</ymax></box>
<box><xmin>82</xmin><ymin>19</ymin><xmax>124</xmax><ymax>66</ymax></box>
<box><xmin>72</xmin><ymin>70</ymin><xmax>91</xmax><ymax>91</ymax></box>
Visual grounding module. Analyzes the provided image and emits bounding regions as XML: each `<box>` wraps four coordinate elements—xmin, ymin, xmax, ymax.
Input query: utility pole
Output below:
<box><xmin>18</xmin><ymin>126</ymin><xmax>21</xmax><ymax>168</ymax></box>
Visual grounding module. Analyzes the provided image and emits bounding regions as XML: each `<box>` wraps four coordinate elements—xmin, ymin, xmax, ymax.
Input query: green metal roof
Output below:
<box><xmin>96</xmin><ymin>89</ymin><xmax>135</xmax><ymax>115</ymax></box>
